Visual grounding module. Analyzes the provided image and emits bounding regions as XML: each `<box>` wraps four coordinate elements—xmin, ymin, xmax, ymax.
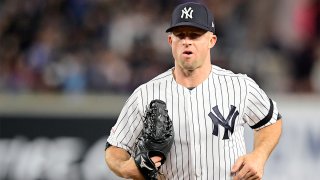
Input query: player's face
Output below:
<box><xmin>168</xmin><ymin>26</ymin><xmax>217</xmax><ymax>71</ymax></box>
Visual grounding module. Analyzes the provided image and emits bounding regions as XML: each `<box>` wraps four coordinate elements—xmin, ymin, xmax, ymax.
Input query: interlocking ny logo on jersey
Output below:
<box><xmin>208</xmin><ymin>105</ymin><xmax>239</xmax><ymax>139</ymax></box>
<box><xmin>181</xmin><ymin>7</ymin><xmax>193</xmax><ymax>19</ymax></box>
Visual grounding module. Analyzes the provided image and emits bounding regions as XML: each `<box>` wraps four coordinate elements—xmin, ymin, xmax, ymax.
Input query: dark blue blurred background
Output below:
<box><xmin>0</xmin><ymin>0</ymin><xmax>319</xmax><ymax>94</ymax></box>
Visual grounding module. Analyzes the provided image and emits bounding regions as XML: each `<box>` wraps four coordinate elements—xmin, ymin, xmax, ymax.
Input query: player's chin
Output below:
<box><xmin>180</xmin><ymin>61</ymin><xmax>198</xmax><ymax>70</ymax></box>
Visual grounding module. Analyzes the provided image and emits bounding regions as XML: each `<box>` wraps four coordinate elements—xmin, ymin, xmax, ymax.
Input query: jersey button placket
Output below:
<box><xmin>189</xmin><ymin>89</ymin><xmax>203</xmax><ymax>179</ymax></box>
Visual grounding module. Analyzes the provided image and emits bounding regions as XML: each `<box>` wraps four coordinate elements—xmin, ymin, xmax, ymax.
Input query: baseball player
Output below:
<box><xmin>105</xmin><ymin>2</ymin><xmax>282</xmax><ymax>180</ymax></box>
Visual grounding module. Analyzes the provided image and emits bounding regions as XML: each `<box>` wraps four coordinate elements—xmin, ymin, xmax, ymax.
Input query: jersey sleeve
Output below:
<box><xmin>107</xmin><ymin>88</ymin><xmax>144</xmax><ymax>154</ymax></box>
<box><xmin>243</xmin><ymin>77</ymin><xmax>280</xmax><ymax>130</ymax></box>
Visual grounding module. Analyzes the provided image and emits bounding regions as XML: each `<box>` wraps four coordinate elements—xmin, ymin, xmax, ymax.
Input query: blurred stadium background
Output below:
<box><xmin>0</xmin><ymin>0</ymin><xmax>319</xmax><ymax>179</ymax></box>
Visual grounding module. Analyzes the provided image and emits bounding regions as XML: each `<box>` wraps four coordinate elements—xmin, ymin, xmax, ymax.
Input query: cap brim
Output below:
<box><xmin>166</xmin><ymin>22</ymin><xmax>210</xmax><ymax>32</ymax></box>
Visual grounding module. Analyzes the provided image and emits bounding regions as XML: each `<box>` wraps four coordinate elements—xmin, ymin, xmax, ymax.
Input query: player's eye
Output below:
<box><xmin>173</xmin><ymin>32</ymin><xmax>186</xmax><ymax>39</ymax></box>
<box><xmin>189</xmin><ymin>33</ymin><xmax>202</xmax><ymax>39</ymax></box>
<box><xmin>173</xmin><ymin>31</ymin><xmax>205</xmax><ymax>40</ymax></box>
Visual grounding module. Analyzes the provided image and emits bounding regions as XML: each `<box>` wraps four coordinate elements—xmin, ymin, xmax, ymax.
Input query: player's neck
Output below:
<box><xmin>173</xmin><ymin>63</ymin><xmax>212</xmax><ymax>89</ymax></box>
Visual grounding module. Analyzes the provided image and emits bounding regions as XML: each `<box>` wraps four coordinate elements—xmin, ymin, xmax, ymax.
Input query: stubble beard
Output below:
<box><xmin>176</xmin><ymin>59</ymin><xmax>202</xmax><ymax>77</ymax></box>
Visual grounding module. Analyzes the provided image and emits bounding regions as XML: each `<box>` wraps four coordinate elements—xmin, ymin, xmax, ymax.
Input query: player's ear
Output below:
<box><xmin>168</xmin><ymin>34</ymin><xmax>173</xmax><ymax>46</ymax></box>
<box><xmin>208</xmin><ymin>34</ymin><xmax>217</xmax><ymax>48</ymax></box>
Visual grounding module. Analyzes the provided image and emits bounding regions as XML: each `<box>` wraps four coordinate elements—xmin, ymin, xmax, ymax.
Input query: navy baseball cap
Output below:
<box><xmin>166</xmin><ymin>2</ymin><xmax>215</xmax><ymax>33</ymax></box>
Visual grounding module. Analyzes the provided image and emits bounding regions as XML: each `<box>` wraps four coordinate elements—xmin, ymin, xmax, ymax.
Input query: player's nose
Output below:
<box><xmin>182</xmin><ymin>38</ymin><xmax>192</xmax><ymax>46</ymax></box>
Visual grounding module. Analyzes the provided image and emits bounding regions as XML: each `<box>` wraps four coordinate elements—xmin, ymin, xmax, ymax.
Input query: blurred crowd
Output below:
<box><xmin>0</xmin><ymin>0</ymin><xmax>319</xmax><ymax>94</ymax></box>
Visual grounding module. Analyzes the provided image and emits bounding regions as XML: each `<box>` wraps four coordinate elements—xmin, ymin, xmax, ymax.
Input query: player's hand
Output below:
<box><xmin>231</xmin><ymin>153</ymin><xmax>265</xmax><ymax>180</ymax></box>
<box><xmin>122</xmin><ymin>157</ymin><xmax>145</xmax><ymax>180</ymax></box>
<box><xmin>151</xmin><ymin>156</ymin><xmax>162</xmax><ymax>168</ymax></box>
<box><xmin>122</xmin><ymin>156</ymin><xmax>162</xmax><ymax>180</ymax></box>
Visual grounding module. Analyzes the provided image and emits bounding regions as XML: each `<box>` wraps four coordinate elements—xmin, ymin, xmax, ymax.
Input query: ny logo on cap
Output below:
<box><xmin>181</xmin><ymin>7</ymin><xmax>193</xmax><ymax>19</ymax></box>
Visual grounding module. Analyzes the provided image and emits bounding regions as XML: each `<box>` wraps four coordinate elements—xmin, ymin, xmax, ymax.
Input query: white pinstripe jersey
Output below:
<box><xmin>107</xmin><ymin>65</ymin><xmax>280</xmax><ymax>180</ymax></box>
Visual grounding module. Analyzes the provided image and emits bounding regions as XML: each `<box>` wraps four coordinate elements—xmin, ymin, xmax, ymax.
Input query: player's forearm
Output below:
<box><xmin>252</xmin><ymin>119</ymin><xmax>282</xmax><ymax>162</ymax></box>
<box><xmin>105</xmin><ymin>146</ymin><xmax>130</xmax><ymax>177</ymax></box>
<box><xmin>105</xmin><ymin>146</ymin><xmax>142</xmax><ymax>179</ymax></box>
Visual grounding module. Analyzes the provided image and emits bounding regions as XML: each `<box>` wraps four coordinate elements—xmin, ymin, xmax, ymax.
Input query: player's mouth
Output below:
<box><xmin>182</xmin><ymin>50</ymin><xmax>193</xmax><ymax>56</ymax></box>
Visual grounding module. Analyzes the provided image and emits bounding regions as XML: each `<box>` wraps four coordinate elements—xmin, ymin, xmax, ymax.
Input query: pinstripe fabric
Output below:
<box><xmin>107</xmin><ymin>65</ymin><xmax>279</xmax><ymax>180</ymax></box>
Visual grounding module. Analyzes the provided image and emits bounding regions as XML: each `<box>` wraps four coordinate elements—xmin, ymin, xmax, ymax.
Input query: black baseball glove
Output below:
<box><xmin>134</xmin><ymin>99</ymin><xmax>174</xmax><ymax>180</ymax></box>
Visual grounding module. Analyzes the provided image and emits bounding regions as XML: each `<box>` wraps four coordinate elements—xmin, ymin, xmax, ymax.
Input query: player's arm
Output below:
<box><xmin>104</xmin><ymin>90</ymin><xmax>145</xmax><ymax>179</ymax></box>
<box><xmin>252</xmin><ymin>118</ymin><xmax>282</xmax><ymax>167</ymax></box>
<box><xmin>105</xmin><ymin>145</ymin><xmax>162</xmax><ymax>179</ymax></box>
<box><xmin>105</xmin><ymin>145</ymin><xmax>144</xmax><ymax>179</ymax></box>
<box><xmin>232</xmin><ymin>119</ymin><xmax>282</xmax><ymax>180</ymax></box>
